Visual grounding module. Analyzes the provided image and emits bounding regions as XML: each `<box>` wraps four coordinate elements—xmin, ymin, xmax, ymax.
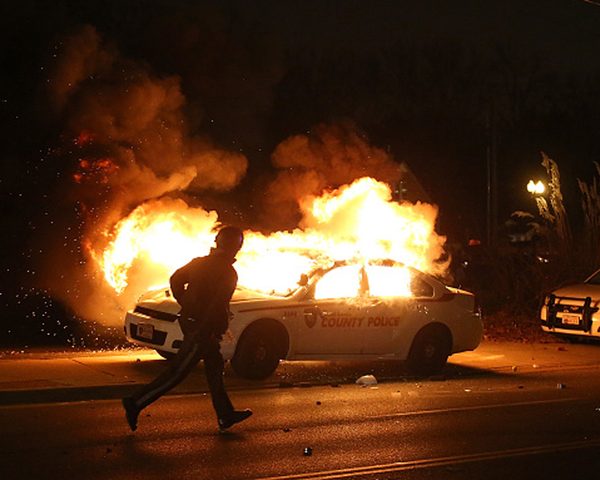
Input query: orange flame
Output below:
<box><xmin>94</xmin><ymin>177</ymin><xmax>447</xmax><ymax>300</ymax></box>
<box><xmin>74</xmin><ymin>131</ymin><xmax>94</xmax><ymax>146</ymax></box>
<box><xmin>73</xmin><ymin>157</ymin><xmax>119</xmax><ymax>184</ymax></box>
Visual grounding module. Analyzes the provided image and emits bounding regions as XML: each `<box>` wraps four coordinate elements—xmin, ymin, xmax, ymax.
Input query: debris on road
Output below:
<box><xmin>303</xmin><ymin>447</ymin><xmax>313</xmax><ymax>456</ymax></box>
<box><xmin>557</xmin><ymin>383</ymin><xmax>566</xmax><ymax>389</ymax></box>
<box><xmin>355</xmin><ymin>374</ymin><xmax>377</xmax><ymax>386</ymax></box>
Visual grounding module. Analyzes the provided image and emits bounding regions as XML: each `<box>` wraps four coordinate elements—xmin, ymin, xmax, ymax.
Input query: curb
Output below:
<box><xmin>0</xmin><ymin>384</ymin><xmax>142</xmax><ymax>406</ymax></box>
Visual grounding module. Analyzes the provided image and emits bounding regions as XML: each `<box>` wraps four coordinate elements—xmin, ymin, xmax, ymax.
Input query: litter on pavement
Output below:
<box><xmin>355</xmin><ymin>374</ymin><xmax>378</xmax><ymax>386</ymax></box>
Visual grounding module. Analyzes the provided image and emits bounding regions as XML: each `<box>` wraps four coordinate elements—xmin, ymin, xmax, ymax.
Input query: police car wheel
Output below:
<box><xmin>406</xmin><ymin>325</ymin><xmax>451</xmax><ymax>376</ymax></box>
<box><xmin>231</xmin><ymin>327</ymin><xmax>280</xmax><ymax>380</ymax></box>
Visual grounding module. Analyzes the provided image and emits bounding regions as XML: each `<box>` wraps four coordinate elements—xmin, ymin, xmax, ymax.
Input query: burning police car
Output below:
<box><xmin>124</xmin><ymin>261</ymin><xmax>482</xmax><ymax>379</ymax></box>
<box><xmin>540</xmin><ymin>268</ymin><xmax>600</xmax><ymax>340</ymax></box>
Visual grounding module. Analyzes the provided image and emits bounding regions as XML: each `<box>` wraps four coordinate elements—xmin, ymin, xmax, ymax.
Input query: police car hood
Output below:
<box><xmin>135</xmin><ymin>285</ymin><xmax>286</xmax><ymax>313</ymax></box>
<box><xmin>232</xmin><ymin>286</ymin><xmax>283</xmax><ymax>302</ymax></box>
<box><xmin>230</xmin><ymin>287</ymin><xmax>291</xmax><ymax>312</ymax></box>
<box><xmin>551</xmin><ymin>283</ymin><xmax>600</xmax><ymax>300</ymax></box>
<box><xmin>134</xmin><ymin>287</ymin><xmax>180</xmax><ymax>314</ymax></box>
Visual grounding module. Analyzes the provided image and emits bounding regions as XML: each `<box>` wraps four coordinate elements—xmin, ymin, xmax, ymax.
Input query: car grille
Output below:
<box><xmin>543</xmin><ymin>295</ymin><xmax>598</xmax><ymax>332</ymax></box>
<box><xmin>130</xmin><ymin>324</ymin><xmax>167</xmax><ymax>346</ymax></box>
<box><xmin>134</xmin><ymin>306</ymin><xmax>179</xmax><ymax>322</ymax></box>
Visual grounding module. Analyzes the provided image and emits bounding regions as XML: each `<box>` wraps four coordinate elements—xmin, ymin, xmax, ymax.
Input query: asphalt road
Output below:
<box><xmin>1</xmin><ymin>343</ymin><xmax>600</xmax><ymax>479</ymax></box>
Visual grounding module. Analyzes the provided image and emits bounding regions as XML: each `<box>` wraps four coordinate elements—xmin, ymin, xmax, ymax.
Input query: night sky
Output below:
<box><xmin>2</xmin><ymin>0</ymin><xmax>600</xmax><ymax>345</ymax></box>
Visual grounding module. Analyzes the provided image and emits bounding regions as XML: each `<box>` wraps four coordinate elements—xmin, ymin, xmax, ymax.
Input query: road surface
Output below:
<box><xmin>1</xmin><ymin>341</ymin><xmax>600</xmax><ymax>479</ymax></box>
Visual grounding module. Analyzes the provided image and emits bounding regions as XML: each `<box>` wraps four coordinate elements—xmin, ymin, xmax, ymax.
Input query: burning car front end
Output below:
<box><xmin>124</xmin><ymin>288</ymin><xmax>183</xmax><ymax>358</ymax></box>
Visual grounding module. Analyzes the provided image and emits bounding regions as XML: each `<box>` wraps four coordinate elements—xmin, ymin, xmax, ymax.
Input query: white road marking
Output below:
<box><xmin>367</xmin><ymin>397</ymin><xmax>580</xmax><ymax>420</ymax></box>
<box><xmin>256</xmin><ymin>437</ymin><xmax>600</xmax><ymax>480</ymax></box>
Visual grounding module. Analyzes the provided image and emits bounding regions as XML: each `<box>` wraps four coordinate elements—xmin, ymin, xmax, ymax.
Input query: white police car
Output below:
<box><xmin>124</xmin><ymin>261</ymin><xmax>482</xmax><ymax>379</ymax></box>
<box><xmin>540</xmin><ymin>268</ymin><xmax>600</xmax><ymax>340</ymax></box>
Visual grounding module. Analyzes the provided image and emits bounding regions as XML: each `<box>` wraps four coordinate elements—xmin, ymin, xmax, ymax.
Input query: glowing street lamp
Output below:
<box><xmin>527</xmin><ymin>179</ymin><xmax>553</xmax><ymax>227</ymax></box>
<box><xmin>527</xmin><ymin>180</ymin><xmax>545</xmax><ymax>196</ymax></box>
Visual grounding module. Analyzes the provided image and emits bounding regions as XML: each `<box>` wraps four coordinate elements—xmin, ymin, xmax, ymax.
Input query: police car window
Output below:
<box><xmin>410</xmin><ymin>277</ymin><xmax>434</xmax><ymax>298</ymax></box>
<box><xmin>314</xmin><ymin>265</ymin><xmax>361</xmax><ymax>300</ymax></box>
<box><xmin>365</xmin><ymin>265</ymin><xmax>434</xmax><ymax>298</ymax></box>
<box><xmin>365</xmin><ymin>265</ymin><xmax>412</xmax><ymax>297</ymax></box>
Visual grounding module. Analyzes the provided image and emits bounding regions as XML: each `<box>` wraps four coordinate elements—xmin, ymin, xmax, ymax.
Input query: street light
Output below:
<box><xmin>527</xmin><ymin>180</ymin><xmax>545</xmax><ymax>196</ymax></box>
<box><xmin>527</xmin><ymin>179</ymin><xmax>553</xmax><ymax>228</ymax></box>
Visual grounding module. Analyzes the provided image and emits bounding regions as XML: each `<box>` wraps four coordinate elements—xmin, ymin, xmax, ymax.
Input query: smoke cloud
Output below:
<box><xmin>50</xmin><ymin>26</ymin><xmax>247</xmax><ymax>205</ymax></box>
<box><xmin>38</xmin><ymin>25</ymin><xmax>247</xmax><ymax>325</ymax></box>
<box><xmin>262</xmin><ymin>122</ymin><xmax>402</xmax><ymax>228</ymax></box>
<box><xmin>33</xmin><ymin>25</ymin><xmax>443</xmax><ymax>331</ymax></box>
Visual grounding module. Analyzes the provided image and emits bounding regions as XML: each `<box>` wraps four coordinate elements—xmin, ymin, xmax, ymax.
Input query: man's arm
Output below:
<box><xmin>201</xmin><ymin>268</ymin><xmax>238</xmax><ymax>334</ymax></box>
<box><xmin>169</xmin><ymin>260</ymin><xmax>194</xmax><ymax>306</ymax></box>
<box><xmin>210</xmin><ymin>270</ymin><xmax>237</xmax><ymax>311</ymax></box>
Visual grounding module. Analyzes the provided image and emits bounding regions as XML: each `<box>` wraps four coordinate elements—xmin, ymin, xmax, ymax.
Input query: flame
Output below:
<box><xmin>313</xmin><ymin>264</ymin><xmax>362</xmax><ymax>300</ymax></box>
<box><xmin>74</xmin><ymin>131</ymin><xmax>94</xmax><ymax>146</ymax></box>
<box><xmin>365</xmin><ymin>264</ymin><xmax>413</xmax><ymax>297</ymax></box>
<box><xmin>73</xmin><ymin>157</ymin><xmax>119</xmax><ymax>184</ymax></box>
<box><xmin>93</xmin><ymin>177</ymin><xmax>447</xmax><ymax>300</ymax></box>
<box><xmin>93</xmin><ymin>198</ymin><xmax>218</xmax><ymax>293</ymax></box>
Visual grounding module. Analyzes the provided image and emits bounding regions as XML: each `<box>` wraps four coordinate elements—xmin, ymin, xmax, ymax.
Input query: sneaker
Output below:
<box><xmin>122</xmin><ymin>397</ymin><xmax>140</xmax><ymax>432</ymax></box>
<box><xmin>218</xmin><ymin>409</ymin><xmax>253</xmax><ymax>431</ymax></box>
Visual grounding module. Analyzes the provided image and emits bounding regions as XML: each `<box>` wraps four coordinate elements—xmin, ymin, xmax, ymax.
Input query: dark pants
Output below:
<box><xmin>130</xmin><ymin>331</ymin><xmax>234</xmax><ymax>420</ymax></box>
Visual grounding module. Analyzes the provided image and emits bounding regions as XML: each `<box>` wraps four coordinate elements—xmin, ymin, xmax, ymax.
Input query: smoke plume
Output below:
<box><xmin>262</xmin><ymin>122</ymin><xmax>402</xmax><ymax>228</ymax></box>
<box><xmin>38</xmin><ymin>25</ymin><xmax>247</xmax><ymax>324</ymax></box>
<box><xmin>34</xmin><ymin>25</ymin><xmax>444</xmax><ymax>330</ymax></box>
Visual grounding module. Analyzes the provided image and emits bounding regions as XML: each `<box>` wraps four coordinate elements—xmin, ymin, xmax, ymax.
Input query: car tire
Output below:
<box><xmin>406</xmin><ymin>325</ymin><xmax>451</xmax><ymax>376</ymax></box>
<box><xmin>156</xmin><ymin>349</ymin><xmax>176</xmax><ymax>360</ymax></box>
<box><xmin>231</xmin><ymin>326</ymin><xmax>280</xmax><ymax>380</ymax></box>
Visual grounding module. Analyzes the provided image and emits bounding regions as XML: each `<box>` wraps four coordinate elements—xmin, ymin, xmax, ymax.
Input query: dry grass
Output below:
<box><xmin>578</xmin><ymin>161</ymin><xmax>600</xmax><ymax>266</ymax></box>
<box><xmin>482</xmin><ymin>310</ymin><xmax>558</xmax><ymax>344</ymax></box>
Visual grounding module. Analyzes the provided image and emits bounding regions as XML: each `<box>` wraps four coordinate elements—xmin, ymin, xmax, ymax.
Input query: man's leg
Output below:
<box><xmin>122</xmin><ymin>336</ymin><xmax>202</xmax><ymax>430</ymax></box>
<box><xmin>202</xmin><ymin>334</ymin><xmax>234</xmax><ymax>418</ymax></box>
<box><xmin>201</xmin><ymin>333</ymin><xmax>252</xmax><ymax>431</ymax></box>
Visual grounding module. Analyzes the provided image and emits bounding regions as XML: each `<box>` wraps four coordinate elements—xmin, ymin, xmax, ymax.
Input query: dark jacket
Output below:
<box><xmin>169</xmin><ymin>249</ymin><xmax>238</xmax><ymax>337</ymax></box>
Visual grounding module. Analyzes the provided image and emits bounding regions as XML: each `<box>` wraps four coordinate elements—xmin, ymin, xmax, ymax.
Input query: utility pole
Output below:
<box><xmin>486</xmin><ymin>101</ymin><xmax>498</xmax><ymax>247</ymax></box>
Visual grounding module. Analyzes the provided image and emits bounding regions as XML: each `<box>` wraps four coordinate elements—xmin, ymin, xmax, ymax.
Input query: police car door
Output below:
<box><xmin>295</xmin><ymin>265</ymin><xmax>368</xmax><ymax>355</ymax></box>
<box><xmin>358</xmin><ymin>264</ymin><xmax>433</xmax><ymax>354</ymax></box>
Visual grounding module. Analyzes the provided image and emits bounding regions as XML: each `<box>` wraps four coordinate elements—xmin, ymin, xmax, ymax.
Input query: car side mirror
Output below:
<box><xmin>298</xmin><ymin>274</ymin><xmax>308</xmax><ymax>287</ymax></box>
